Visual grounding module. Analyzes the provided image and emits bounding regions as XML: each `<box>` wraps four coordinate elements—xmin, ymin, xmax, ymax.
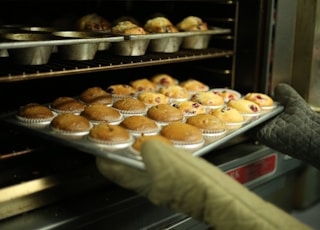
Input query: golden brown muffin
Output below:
<box><xmin>80</xmin><ymin>103</ymin><xmax>122</xmax><ymax>124</ymax></box>
<box><xmin>160</xmin><ymin>122</ymin><xmax>203</xmax><ymax>144</ymax></box>
<box><xmin>131</xmin><ymin>135</ymin><xmax>173</xmax><ymax>153</ymax></box>
<box><xmin>211</xmin><ymin>89</ymin><xmax>241</xmax><ymax>102</ymax></box>
<box><xmin>50</xmin><ymin>113</ymin><xmax>91</xmax><ymax>133</ymax></box>
<box><xmin>186</xmin><ymin>114</ymin><xmax>226</xmax><ymax>135</ymax></box>
<box><xmin>112</xmin><ymin>21</ymin><xmax>148</xmax><ymax>35</ymax></box>
<box><xmin>17</xmin><ymin>103</ymin><xmax>54</xmax><ymax>120</ymax></box>
<box><xmin>76</xmin><ymin>13</ymin><xmax>111</xmax><ymax>31</ymax></box>
<box><xmin>191</xmin><ymin>91</ymin><xmax>225</xmax><ymax>108</ymax></box>
<box><xmin>179</xmin><ymin>79</ymin><xmax>209</xmax><ymax>93</ymax></box>
<box><xmin>130</xmin><ymin>78</ymin><xmax>157</xmax><ymax>92</ymax></box>
<box><xmin>176</xmin><ymin>16</ymin><xmax>208</xmax><ymax>31</ymax></box>
<box><xmin>119</xmin><ymin>115</ymin><xmax>160</xmax><ymax>135</ymax></box>
<box><xmin>150</xmin><ymin>73</ymin><xmax>177</xmax><ymax>87</ymax></box>
<box><xmin>159</xmin><ymin>85</ymin><xmax>190</xmax><ymax>101</ymax></box>
<box><xmin>227</xmin><ymin>99</ymin><xmax>261</xmax><ymax>114</ymax></box>
<box><xmin>243</xmin><ymin>92</ymin><xmax>274</xmax><ymax>107</ymax></box>
<box><xmin>88</xmin><ymin>123</ymin><xmax>132</xmax><ymax>144</ymax></box>
<box><xmin>147</xmin><ymin>104</ymin><xmax>184</xmax><ymax>123</ymax></box>
<box><xmin>51</xmin><ymin>97</ymin><xmax>85</xmax><ymax>114</ymax></box>
<box><xmin>106</xmin><ymin>84</ymin><xmax>137</xmax><ymax>98</ymax></box>
<box><xmin>137</xmin><ymin>91</ymin><xmax>170</xmax><ymax>106</ymax></box>
<box><xmin>79</xmin><ymin>87</ymin><xmax>113</xmax><ymax>105</ymax></box>
<box><xmin>209</xmin><ymin>106</ymin><xmax>244</xmax><ymax>129</ymax></box>
<box><xmin>144</xmin><ymin>17</ymin><xmax>178</xmax><ymax>33</ymax></box>
<box><xmin>172</xmin><ymin>100</ymin><xmax>206</xmax><ymax>116</ymax></box>
<box><xmin>112</xmin><ymin>97</ymin><xmax>147</xmax><ymax>115</ymax></box>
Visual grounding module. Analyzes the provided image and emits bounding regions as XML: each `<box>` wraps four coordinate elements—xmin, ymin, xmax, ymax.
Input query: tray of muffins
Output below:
<box><xmin>0</xmin><ymin>75</ymin><xmax>283</xmax><ymax>170</ymax></box>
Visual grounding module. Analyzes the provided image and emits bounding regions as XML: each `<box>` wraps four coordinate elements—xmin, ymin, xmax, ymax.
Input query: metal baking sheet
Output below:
<box><xmin>0</xmin><ymin>105</ymin><xmax>283</xmax><ymax>170</ymax></box>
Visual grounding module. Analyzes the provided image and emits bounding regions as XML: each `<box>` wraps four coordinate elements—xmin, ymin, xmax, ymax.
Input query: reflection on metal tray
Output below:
<box><xmin>0</xmin><ymin>105</ymin><xmax>283</xmax><ymax>170</ymax></box>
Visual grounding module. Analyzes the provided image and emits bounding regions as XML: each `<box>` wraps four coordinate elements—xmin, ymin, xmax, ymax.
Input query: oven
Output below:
<box><xmin>0</xmin><ymin>0</ymin><xmax>317</xmax><ymax>229</ymax></box>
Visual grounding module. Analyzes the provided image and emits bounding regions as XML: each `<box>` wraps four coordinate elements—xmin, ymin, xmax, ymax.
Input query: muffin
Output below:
<box><xmin>112</xmin><ymin>97</ymin><xmax>147</xmax><ymax>116</ymax></box>
<box><xmin>144</xmin><ymin>17</ymin><xmax>178</xmax><ymax>33</ymax></box>
<box><xmin>119</xmin><ymin>115</ymin><xmax>160</xmax><ymax>136</ymax></box>
<box><xmin>160</xmin><ymin>122</ymin><xmax>204</xmax><ymax>148</ymax></box>
<box><xmin>88</xmin><ymin>123</ymin><xmax>133</xmax><ymax>147</ymax></box>
<box><xmin>159</xmin><ymin>85</ymin><xmax>190</xmax><ymax>102</ymax></box>
<box><xmin>211</xmin><ymin>88</ymin><xmax>241</xmax><ymax>102</ymax></box>
<box><xmin>50</xmin><ymin>113</ymin><xmax>91</xmax><ymax>135</ymax></box>
<box><xmin>186</xmin><ymin>113</ymin><xmax>226</xmax><ymax>137</ymax></box>
<box><xmin>80</xmin><ymin>103</ymin><xmax>122</xmax><ymax>124</ymax></box>
<box><xmin>106</xmin><ymin>84</ymin><xmax>137</xmax><ymax>101</ymax></box>
<box><xmin>243</xmin><ymin>92</ymin><xmax>275</xmax><ymax>110</ymax></box>
<box><xmin>137</xmin><ymin>91</ymin><xmax>170</xmax><ymax>106</ymax></box>
<box><xmin>77</xmin><ymin>13</ymin><xmax>111</xmax><ymax>31</ymax></box>
<box><xmin>151</xmin><ymin>73</ymin><xmax>177</xmax><ymax>87</ymax></box>
<box><xmin>147</xmin><ymin>104</ymin><xmax>184</xmax><ymax>125</ymax></box>
<box><xmin>227</xmin><ymin>99</ymin><xmax>261</xmax><ymax>121</ymax></box>
<box><xmin>191</xmin><ymin>91</ymin><xmax>225</xmax><ymax>109</ymax></box>
<box><xmin>16</xmin><ymin>103</ymin><xmax>55</xmax><ymax>125</ymax></box>
<box><xmin>130</xmin><ymin>78</ymin><xmax>157</xmax><ymax>92</ymax></box>
<box><xmin>79</xmin><ymin>86</ymin><xmax>113</xmax><ymax>106</ymax></box>
<box><xmin>131</xmin><ymin>135</ymin><xmax>173</xmax><ymax>154</ymax></box>
<box><xmin>179</xmin><ymin>79</ymin><xmax>209</xmax><ymax>93</ymax></box>
<box><xmin>172</xmin><ymin>100</ymin><xmax>206</xmax><ymax>116</ymax></box>
<box><xmin>111</xmin><ymin>20</ymin><xmax>148</xmax><ymax>35</ymax></box>
<box><xmin>176</xmin><ymin>16</ymin><xmax>208</xmax><ymax>31</ymax></box>
<box><xmin>50</xmin><ymin>97</ymin><xmax>85</xmax><ymax>114</ymax></box>
<box><xmin>209</xmin><ymin>106</ymin><xmax>245</xmax><ymax>130</ymax></box>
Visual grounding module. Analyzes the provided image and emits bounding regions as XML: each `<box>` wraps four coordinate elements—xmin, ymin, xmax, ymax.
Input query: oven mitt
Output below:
<box><xmin>257</xmin><ymin>83</ymin><xmax>320</xmax><ymax>169</ymax></box>
<box><xmin>96</xmin><ymin>140</ymin><xmax>310</xmax><ymax>230</ymax></box>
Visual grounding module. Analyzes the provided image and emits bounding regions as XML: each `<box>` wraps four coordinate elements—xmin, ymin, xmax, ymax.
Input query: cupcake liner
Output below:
<box><xmin>88</xmin><ymin>114</ymin><xmax>124</xmax><ymax>125</ymax></box>
<box><xmin>16</xmin><ymin>112</ymin><xmax>57</xmax><ymax>126</ymax></box>
<box><xmin>111</xmin><ymin>94</ymin><xmax>137</xmax><ymax>102</ymax></box>
<box><xmin>171</xmin><ymin>138</ymin><xmax>205</xmax><ymax>149</ymax></box>
<box><xmin>125</xmin><ymin>124</ymin><xmax>162</xmax><ymax>137</ymax></box>
<box><xmin>201</xmin><ymin>128</ymin><xmax>227</xmax><ymax>137</ymax></box>
<box><xmin>49</xmin><ymin>122</ymin><xmax>93</xmax><ymax>136</ymax></box>
<box><xmin>260</xmin><ymin>103</ymin><xmax>277</xmax><ymax>113</ymax></box>
<box><xmin>241</xmin><ymin>112</ymin><xmax>261</xmax><ymax>122</ymax></box>
<box><xmin>225</xmin><ymin>121</ymin><xmax>246</xmax><ymax>130</ymax></box>
<box><xmin>114</xmin><ymin>108</ymin><xmax>147</xmax><ymax>117</ymax></box>
<box><xmin>49</xmin><ymin>105</ymin><xmax>84</xmax><ymax>115</ymax></box>
<box><xmin>87</xmin><ymin>134</ymin><xmax>134</xmax><ymax>149</ymax></box>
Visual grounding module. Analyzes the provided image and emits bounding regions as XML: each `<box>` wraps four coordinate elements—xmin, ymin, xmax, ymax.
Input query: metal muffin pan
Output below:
<box><xmin>1</xmin><ymin>104</ymin><xmax>283</xmax><ymax>170</ymax></box>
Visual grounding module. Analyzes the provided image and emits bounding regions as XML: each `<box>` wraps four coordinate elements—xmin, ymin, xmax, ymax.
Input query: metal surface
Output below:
<box><xmin>1</xmin><ymin>105</ymin><xmax>283</xmax><ymax>170</ymax></box>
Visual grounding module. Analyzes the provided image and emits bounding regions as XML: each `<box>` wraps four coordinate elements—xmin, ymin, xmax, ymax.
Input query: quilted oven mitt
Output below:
<box><xmin>96</xmin><ymin>140</ymin><xmax>310</xmax><ymax>230</ymax></box>
<box><xmin>257</xmin><ymin>83</ymin><xmax>320</xmax><ymax>169</ymax></box>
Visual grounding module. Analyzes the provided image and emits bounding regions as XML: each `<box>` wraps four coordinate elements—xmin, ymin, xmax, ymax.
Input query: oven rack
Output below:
<box><xmin>0</xmin><ymin>48</ymin><xmax>233</xmax><ymax>82</ymax></box>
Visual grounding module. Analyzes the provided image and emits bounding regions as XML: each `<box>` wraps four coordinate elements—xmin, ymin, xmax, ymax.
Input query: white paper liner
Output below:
<box><xmin>49</xmin><ymin>122</ymin><xmax>93</xmax><ymax>136</ymax></box>
<box><xmin>241</xmin><ymin>112</ymin><xmax>261</xmax><ymax>122</ymax></box>
<box><xmin>171</xmin><ymin>138</ymin><xmax>205</xmax><ymax>149</ymax></box>
<box><xmin>260</xmin><ymin>104</ymin><xmax>277</xmax><ymax>113</ymax></box>
<box><xmin>201</xmin><ymin>128</ymin><xmax>227</xmax><ymax>137</ymax></box>
<box><xmin>16</xmin><ymin>112</ymin><xmax>57</xmax><ymax>126</ymax></box>
<box><xmin>49</xmin><ymin>105</ymin><xmax>84</xmax><ymax>115</ymax></box>
<box><xmin>113</xmin><ymin>108</ymin><xmax>147</xmax><ymax>117</ymax></box>
<box><xmin>87</xmin><ymin>134</ymin><xmax>134</xmax><ymax>150</ymax></box>
<box><xmin>125</xmin><ymin>124</ymin><xmax>162</xmax><ymax>137</ymax></box>
<box><xmin>88</xmin><ymin>113</ymin><xmax>124</xmax><ymax>125</ymax></box>
<box><xmin>225</xmin><ymin>121</ymin><xmax>246</xmax><ymax>130</ymax></box>
<box><xmin>210</xmin><ymin>88</ymin><xmax>242</xmax><ymax>102</ymax></box>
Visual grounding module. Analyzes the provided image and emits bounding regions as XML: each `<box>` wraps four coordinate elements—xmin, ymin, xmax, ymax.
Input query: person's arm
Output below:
<box><xmin>257</xmin><ymin>83</ymin><xmax>320</xmax><ymax>169</ymax></box>
<box><xmin>96</xmin><ymin>140</ymin><xmax>311</xmax><ymax>230</ymax></box>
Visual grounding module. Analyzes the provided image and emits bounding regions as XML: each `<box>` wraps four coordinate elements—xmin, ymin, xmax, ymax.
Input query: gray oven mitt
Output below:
<box><xmin>257</xmin><ymin>83</ymin><xmax>320</xmax><ymax>169</ymax></box>
<box><xmin>96</xmin><ymin>140</ymin><xmax>310</xmax><ymax>230</ymax></box>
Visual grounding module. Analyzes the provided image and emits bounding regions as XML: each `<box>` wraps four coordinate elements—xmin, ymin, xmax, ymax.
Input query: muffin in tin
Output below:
<box><xmin>172</xmin><ymin>100</ymin><xmax>206</xmax><ymax>117</ymax></box>
<box><xmin>150</xmin><ymin>73</ymin><xmax>178</xmax><ymax>87</ymax></box>
<box><xmin>50</xmin><ymin>113</ymin><xmax>92</xmax><ymax>135</ymax></box>
<box><xmin>50</xmin><ymin>96</ymin><xmax>85</xmax><ymax>114</ymax></box>
<box><xmin>159</xmin><ymin>85</ymin><xmax>190</xmax><ymax>102</ymax></box>
<box><xmin>147</xmin><ymin>104</ymin><xmax>184</xmax><ymax>125</ymax></box>
<box><xmin>112</xmin><ymin>97</ymin><xmax>147</xmax><ymax>116</ymax></box>
<box><xmin>130</xmin><ymin>78</ymin><xmax>157</xmax><ymax>92</ymax></box>
<box><xmin>227</xmin><ymin>99</ymin><xmax>261</xmax><ymax>121</ymax></box>
<box><xmin>80</xmin><ymin>103</ymin><xmax>122</xmax><ymax>125</ymax></box>
<box><xmin>16</xmin><ymin>103</ymin><xmax>55</xmax><ymax>125</ymax></box>
<box><xmin>137</xmin><ymin>91</ymin><xmax>170</xmax><ymax>107</ymax></box>
<box><xmin>119</xmin><ymin>115</ymin><xmax>161</xmax><ymax>136</ymax></box>
<box><xmin>106</xmin><ymin>84</ymin><xmax>137</xmax><ymax>101</ymax></box>
<box><xmin>79</xmin><ymin>87</ymin><xmax>113</xmax><ymax>106</ymax></box>
<box><xmin>179</xmin><ymin>79</ymin><xmax>209</xmax><ymax>93</ymax></box>
<box><xmin>209</xmin><ymin>106</ymin><xmax>245</xmax><ymax>130</ymax></box>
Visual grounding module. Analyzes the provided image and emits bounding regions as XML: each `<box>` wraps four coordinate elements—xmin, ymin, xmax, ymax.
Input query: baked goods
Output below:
<box><xmin>79</xmin><ymin>86</ymin><xmax>113</xmax><ymax>105</ymax></box>
<box><xmin>243</xmin><ymin>92</ymin><xmax>274</xmax><ymax>108</ymax></box>
<box><xmin>111</xmin><ymin>21</ymin><xmax>148</xmax><ymax>35</ymax></box>
<box><xmin>160</xmin><ymin>122</ymin><xmax>204</xmax><ymax>146</ymax></box>
<box><xmin>186</xmin><ymin>113</ymin><xmax>226</xmax><ymax>136</ymax></box>
<box><xmin>209</xmin><ymin>106</ymin><xmax>244</xmax><ymax>129</ymax></box>
<box><xmin>211</xmin><ymin>88</ymin><xmax>241</xmax><ymax>102</ymax></box>
<box><xmin>50</xmin><ymin>113</ymin><xmax>91</xmax><ymax>134</ymax></box>
<box><xmin>144</xmin><ymin>17</ymin><xmax>178</xmax><ymax>33</ymax></box>
<box><xmin>137</xmin><ymin>91</ymin><xmax>170</xmax><ymax>106</ymax></box>
<box><xmin>227</xmin><ymin>99</ymin><xmax>261</xmax><ymax>121</ymax></box>
<box><xmin>76</xmin><ymin>13</ymin><xmax>111</xmax><ymax>31</ymax></box>
<box><xmin>151</xmin><ymin>73</ymin><xmax>177</xmax><ymax>87</ymax></box>
<box><xmin>119</xmin><ymin>115</ymin><xmax>160</xmax><ymax>136</ymax></box>
<box><xmin>16</xmin><ymin>103</ymin><xmax>55</xmax><ymax>124</ymax></box>
<box><xmin>179</xmin><ymin>79</ymin><xmax>209</xmax><ymax>93</ymax></box>
<box><xmin>50</xmin><ymin>96</ymin><xmax>85</xmax><ymax>114</ymax></box>
<box><xmin>130</xmin><ymin>78</ymin><xmax>157</xmax><ymax>92</ymax></box>
<box><xmin>147</xmin><ymin>104</ymin><xmax>184</xmax><ymax>124</ymax></box>
<box><xmin>176</xmin><ymin>16</ymin><xmax>208</xmax><ymax>31</ymax></box>
<box><xmin>191</xmin><ymin>91</ymin><xmax>225</xmax><ymax>108</ymax></box>
<box><xmin>112</xmin><ymin>97</ymin><xmax>147</xmax><ymax>115</ymax></box>
<box><xmin>80</xmin><ymin>103</ymin><xmax>122</xmax><ymax>124</ymax></box>
<box><xmin>131</xmin><ymin>135</ymin><xmax>173</xmax><ymax>153</ymax></box>
<box><xmin>159</xmin><ymin>85</ymin><xmax>190</xmax><ymax>102</ymax></box>
<box><xmin>106</xmin><ymin>84</ymin><xmax>137</xmax><ymax>100</ymax></box>
<box><xmin>88</xmin><ymin>123</ymin><xmax>133</xmax><ymax>146</ymax></box>
<box><xmin>172</xmin><ymin>100</ymin><xmax>206</xmax><ymax>116</ymax></box>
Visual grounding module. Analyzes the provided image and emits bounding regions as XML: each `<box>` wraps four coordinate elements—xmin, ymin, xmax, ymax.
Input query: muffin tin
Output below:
<box><xmin>1</xmin><ymin>101</ymin><xmax>283</xmax><ymax>170</ymax></box>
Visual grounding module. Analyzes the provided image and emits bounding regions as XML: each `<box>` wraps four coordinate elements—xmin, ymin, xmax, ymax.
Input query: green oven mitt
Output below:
<box><xmin>257</xmin><ymin>83</ymin><xmax>320</xmax><ymax>169</ymax></box>
<box><xmin>96</xmin><ymin>140</ymin><xmax>310</xmax><ymax>230</ymax></box>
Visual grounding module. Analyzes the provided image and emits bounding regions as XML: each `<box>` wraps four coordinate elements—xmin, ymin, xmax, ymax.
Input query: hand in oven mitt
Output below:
<box><xmin>96</xmin><ymin>140</ymin><xmax>310</xmax><ymax>230</ymax></box>
<box><xmin>257</xmin><ymin>83</ymin><xmax>320</xmax><ymax>169</ymax></box>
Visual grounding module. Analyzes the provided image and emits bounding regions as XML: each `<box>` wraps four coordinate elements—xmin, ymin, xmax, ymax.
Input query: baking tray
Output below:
<box><xmin>0</xmin><ymin>104</ymin><xmax>283</xmax><ymax>170</ymax></box>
